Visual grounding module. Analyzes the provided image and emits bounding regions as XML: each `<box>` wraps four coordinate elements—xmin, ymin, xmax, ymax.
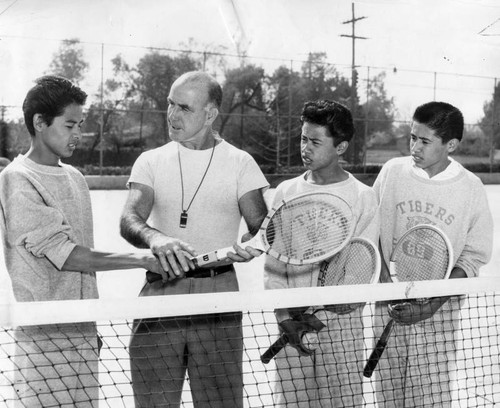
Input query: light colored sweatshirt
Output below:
<box><xmin>0</xmin><ymin>156</ymin><xmax>98</xmax><ymax>343</ymax></box>
<box><xmin>373</xmin><ymin>156</ymin><xmax>493</xmax><ymax>278</ymax></box>
<box><xmin>264</xmin><ymin>172</ymin><xmax>380</xmax><ymax>321</ymax></box>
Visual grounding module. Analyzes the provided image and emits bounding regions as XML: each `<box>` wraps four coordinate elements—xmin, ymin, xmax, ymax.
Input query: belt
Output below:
<box><xmin>185</xmin><ymin>264</ymin><xmax>234</xmax><ymax>278</ymax></box>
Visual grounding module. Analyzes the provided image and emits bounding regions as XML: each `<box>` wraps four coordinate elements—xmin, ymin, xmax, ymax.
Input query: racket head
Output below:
<box><xmin>389</xmin><ymin>224</ymin><xmax>453</xmax><ymax>282</ymax></box>
<box><xmin>261</xmin><ymin>192</ymin><xmax>355</xmax><ymax>265</ymax></box>
<box><xmin>318</xmin><ymin>237</ymin><xmax>381</xmax><ymax>287</ymax></box>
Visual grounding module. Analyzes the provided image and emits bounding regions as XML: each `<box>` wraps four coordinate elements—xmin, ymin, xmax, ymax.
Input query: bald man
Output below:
<box><xmin>120</xmin><ymin>71</ymin><xmax>269</xmax><ymax>407</ymax></box>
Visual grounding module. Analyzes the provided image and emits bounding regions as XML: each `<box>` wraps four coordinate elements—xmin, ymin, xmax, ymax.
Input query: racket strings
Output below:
<box><xmin>321</xmin><ymin>241</ymin><xmax>378</xmax><ymax>286</ymax></box>
<box><xmin>393</xmin><ymin>228</ymin><xmax>450</xmax><ymax>281</ymax></box>
<box><xmin>265</xmin><ymin>196</ymin><xmax>353</xmax><ymax>264</ymax></box>
<box><xmin>319</xmin><ymin>239</ymin><xmax>379</xmax><ymax>314</ymax></box>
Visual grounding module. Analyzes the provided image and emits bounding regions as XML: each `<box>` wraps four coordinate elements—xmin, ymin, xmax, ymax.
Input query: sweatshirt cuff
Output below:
<box><xmin>454</xmin><ymin>260</ymin><xmax>477</xmax><ymax>278</ymax></box>
<box><xmin>45</xmin><ymin>242</ymin><xmax>77</xmax><ymax>270</ymax></box>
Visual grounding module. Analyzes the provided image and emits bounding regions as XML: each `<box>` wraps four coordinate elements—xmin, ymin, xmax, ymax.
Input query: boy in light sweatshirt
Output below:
<box><xmin>0</xmin><ymin>75</ymin><xmax>165</xmax><ymax>407</ymax></box>
<box><xmin>264</xmin><ymin>100</ymin><xmax>379</xmax><ymax>407</ymax></box>
<box><xmin>372</xmin><ymin>101</ymin><xmax>493</xmax><ymax>407</ymax></box>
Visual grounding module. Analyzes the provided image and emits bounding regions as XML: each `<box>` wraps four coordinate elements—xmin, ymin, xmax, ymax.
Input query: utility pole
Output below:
<box><xmin>341</xmin><ymin>2</ymin><xmax>367</xmax><ymax>163</ymax></box>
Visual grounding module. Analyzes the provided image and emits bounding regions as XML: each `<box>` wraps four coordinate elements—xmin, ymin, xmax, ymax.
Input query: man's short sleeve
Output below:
<box><xmin>237</xmin><ymin>152</ymin><xmax>269</xmax><ymax>199</ymax></box>
<box><xmin>127</xmin><ymin>151</ymin><xmax>156</xmax><ymax>189</ymax></box>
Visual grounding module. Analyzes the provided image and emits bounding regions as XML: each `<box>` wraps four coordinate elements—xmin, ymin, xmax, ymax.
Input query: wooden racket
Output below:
<box><xmin>363</xmin><ymin>224</ymin><xmax>454</xmax><ymax>378</ymax></box>
<box><xmin>261</xmin><ymin>237</ymin><xmax>381</xmax><ymax>364</ymax></box>
<box><xmin>148</xmin><ymin>191</ymin><xmax>355</xmax><ymax>283</ymax></box>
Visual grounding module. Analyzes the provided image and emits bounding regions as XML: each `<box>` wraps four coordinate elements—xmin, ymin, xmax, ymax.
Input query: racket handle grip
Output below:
<box><xmin>260</xmin><ymin>334</ymin><xmax>289</xmax><ymax>364</ymax></box>
<box><xmin>363</xmin><ymin>319</ymin><xmax>394</xmax><ymax>378</ymax></box>
<box><xmin>192</xmin><ymin>247</ymin><xmax>234</xmax><ymax>268</ymax></box>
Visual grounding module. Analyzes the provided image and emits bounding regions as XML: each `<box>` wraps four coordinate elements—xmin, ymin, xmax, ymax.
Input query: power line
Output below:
<box><xmin>0</xmin><ymin>0</ymin><xmax>18</xmax><ymax>17</ymax></box>
<box><xmin>0</xmin><ymin>33</ymin><xmax>496</xmax><ymax>82</ymax></box>
<box><xmin>478</xmin><ymin>17</ymin><xmax>500</xmax><ymax>36</ymax></box>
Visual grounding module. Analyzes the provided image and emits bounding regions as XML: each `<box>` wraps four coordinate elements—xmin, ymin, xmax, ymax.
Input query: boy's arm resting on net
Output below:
<box><xmin>62</xmin><ymin>246</ymin><xmax>165</xmax><ymax>276</ymax></box>
<box><xmin>389</xmin><ymin>266</ymin><xmax>467</xmax><ymax>325</ymax></box>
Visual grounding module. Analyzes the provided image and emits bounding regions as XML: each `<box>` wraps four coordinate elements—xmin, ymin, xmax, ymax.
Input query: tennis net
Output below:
<box><xmin>0</xmin><ymin>277</ymin><xmax>499</xmax><ymax>407</ymax></box>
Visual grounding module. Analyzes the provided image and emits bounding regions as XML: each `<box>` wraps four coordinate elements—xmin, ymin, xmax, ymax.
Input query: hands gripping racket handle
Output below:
<box><xmin>363</xmin><ymin>318</ymin><xmax>394</xmax><ymax>378</ymax></box>
<box><xmin>146</xmin><ymin>236</ymin><xmax>263</xmax><ymax>283</ymax></box>
<box><xmin>191</xmin><ymin>246</ymin><xmax>237</xmax><ymax>268</ymax></box>
<box><xmin>145</xmin><ymin>247</ymin><xmax>233</xmax><ymax>284</ymax></box>
<box><xmin>260</xmin><ymin>313</ymin><xmax>326</xmax><ymax>364</ymax></box>
<box><xmin>147</xmin><ymin>192</ymin><xmax>356</xmax><ymax>284</ymax></box>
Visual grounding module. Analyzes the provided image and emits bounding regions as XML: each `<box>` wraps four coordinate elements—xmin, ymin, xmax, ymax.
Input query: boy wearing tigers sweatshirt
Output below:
<box><xmin>372</xmin><ymin>101</ymin><xmax>493</xmax><ymax>407</ymax></box>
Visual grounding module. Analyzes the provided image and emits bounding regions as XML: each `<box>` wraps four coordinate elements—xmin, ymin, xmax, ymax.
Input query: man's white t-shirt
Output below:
<box><xmin>128</xmin><ymin>139</ymin><xmax>269</xmax><ymax>253</ymax></box>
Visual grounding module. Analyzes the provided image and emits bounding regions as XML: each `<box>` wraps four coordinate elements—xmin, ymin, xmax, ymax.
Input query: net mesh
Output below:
<box><xmin>0</xmin><ymin>278</ymin><xmax>499</xmax><ymax>408</ymax></box>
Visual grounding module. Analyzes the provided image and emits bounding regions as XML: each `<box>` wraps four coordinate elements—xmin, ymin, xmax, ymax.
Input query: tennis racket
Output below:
<box><xmin>261</xmin><ymin>237</ymin><xmax>381</xmax><ymax>364</ymax></box>
<box><xmin>363</xmin><ymin>224</ymin><xmax>454</xmax><ymax>378</ymax></box>
<box><xmin>147</xmin><ymin>191</ymin><xmax>355</xmax><ymax>283</ymax></box>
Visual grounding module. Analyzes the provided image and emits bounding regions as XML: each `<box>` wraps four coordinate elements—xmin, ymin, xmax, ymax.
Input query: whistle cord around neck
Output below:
<box><xmin>177</xmin><ymin>140</ymin><xmax>216</xmax><ymax>228</ymax></box>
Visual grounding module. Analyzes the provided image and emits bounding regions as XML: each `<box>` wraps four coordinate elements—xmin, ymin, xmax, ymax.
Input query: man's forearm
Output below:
<box><xmin>120</xmin><ymin>213</ymin><xmax>161</xmax><ymax>249</ymax></box>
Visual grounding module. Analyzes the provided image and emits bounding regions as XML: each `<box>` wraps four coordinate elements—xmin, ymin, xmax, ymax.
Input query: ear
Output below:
<box><xmin>447</xmin><ymin>138</ymin><xmax>459</xmax><ymax>153</ymax></box>
<box><xmin>33</xmin><ymin>114</ymin><xmax>45</xmax><ymax>133</ymax></box>
<box><xmin>336</xmin><ymin>141</ymin><xmax>349</xmax><ymax>155</ymax></box>
<box><xmin>205</xmin><ymin>106</ymin><xmax>219</xmax><ymax>125</ymax></box>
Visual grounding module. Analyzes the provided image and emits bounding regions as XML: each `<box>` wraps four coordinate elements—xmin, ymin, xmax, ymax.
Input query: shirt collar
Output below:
<box><xmin>411</xmin><ymin>157</ymin><xmax>461</xmax><ymax>180</ymax></box>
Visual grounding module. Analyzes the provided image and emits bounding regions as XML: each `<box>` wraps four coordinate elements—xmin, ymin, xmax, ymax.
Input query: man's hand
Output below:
<box><xmin>388</xmin><ymin>297</ymin><xmax>450</xmax><ymax>325</ymax></box>
<box><xmin>149</xmin><ymin>234</ymin><xmax>197</xmax><ymax>280</ymax></box>
<box><xmin>278</xmin><ymin>313</ymin><xmax>326</xmax><ymax>356</ymax></box>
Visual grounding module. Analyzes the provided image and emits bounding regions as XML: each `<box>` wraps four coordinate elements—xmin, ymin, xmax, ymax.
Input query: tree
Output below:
<box><xmin>111</xmin><ymin>51</ymin><xmax>200</xmax><ymax>143</ymax></box>
<box><xmin>362</xmin><ymin>72</ymin><xmax>395</xmax><ymax>135</ymax></box>
<box><xmin>219</xmin><ymin>64</ymin><xmax>267</xmax><ymax>150</ymax></box>
<box><xmin>359</xmin><ymin>71</ymin><xmax>396</xmax><ymax>162</ymax></box>
<box><xmin>264</xmin><ymin>53</ymin><xmax>355</xmax><ymax>168</ymax></box>
<box><xmin>0</xmin><ymin>106</ymin><xmax>8</xmax><ymax>158</ymax></box>
<box><xmin>300</xmin><ymin>53</ymin><xmax>351</xmax><ymax>105</ymax></box>
<box><xmin>479</xmin><ymin>81</ymin><xmax>500</xmax><ymax>165</ymax></box>
<box><xmin>47</xmin><ymin>39</ymin><xmax>89</xmax><ymax>84</ymax></box>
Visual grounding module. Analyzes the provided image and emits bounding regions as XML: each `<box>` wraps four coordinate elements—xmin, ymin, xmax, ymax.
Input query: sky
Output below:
<box><xmin>0</xmin><ymin>0</ymin><xmax>499</xmax><ymax>123</ymax></box>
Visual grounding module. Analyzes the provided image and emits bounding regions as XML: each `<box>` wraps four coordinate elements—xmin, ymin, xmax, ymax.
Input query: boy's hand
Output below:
<box><xmin>279</xmin><ymin>314</ymin><xmax>326</xmax><ymax>356</ymax></box>
<box><xmin>388</xmin><ymin>297</ymin><xmax>449</xmax><ymax>325</ymax></box>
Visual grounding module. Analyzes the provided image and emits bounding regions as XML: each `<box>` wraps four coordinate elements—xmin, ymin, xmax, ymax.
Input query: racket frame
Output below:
<box><xmin>193</xmin><ymin>191</ymin><xmax>356</xmax><ymax>268</ymax></box>
<box><xmin>260</xmin><ymin>235</ymin><xmax>381</xmax><ymax>364</ymax></box>
<box><xmin>389</xmin><ymin>224</ymin><xmax>454</xmax><ymax>282</ymax></box>
<box><xmin>318</xmin><ymin>236</ymin><xmax>382</xmax><ymax>287</ymax></box>
<box><xmin>363</xmin><ymin>224</ymin><xmax>454</xmax><ymax>378</ymax></box>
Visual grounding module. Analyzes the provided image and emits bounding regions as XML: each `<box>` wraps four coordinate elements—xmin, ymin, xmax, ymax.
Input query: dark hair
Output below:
<box><xmin>22</xmin><ymin>75</ymin><xmax>87</xmax><ymax>136</ymax></box>
<box><xmin>178</xmin><ymin>71</ymin><xmax>223</xmax><ymax>108</ymax></box>
<box><xmin>300</xmin><ymin>100</ymin><xmax>354</xmax><ymax>146</ymax></box>
<box><xmin>412</xmin><ymin>101</ymin><xmax>464</xmax><ymax>142</ymax></box>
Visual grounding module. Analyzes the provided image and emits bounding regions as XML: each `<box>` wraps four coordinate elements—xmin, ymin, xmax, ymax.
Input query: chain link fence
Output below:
<box><xmin>1</xmin><ymin>37</ymin><xmax>498</xmax><ymax>176</ymax></box>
